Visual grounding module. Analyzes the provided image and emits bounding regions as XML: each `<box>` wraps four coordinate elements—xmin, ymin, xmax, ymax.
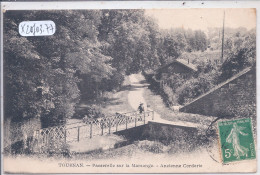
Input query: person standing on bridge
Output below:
<box><xmin>138</xmin><ymin>103</ymin><xmax>145</xmax><ymax>114</ymax></box>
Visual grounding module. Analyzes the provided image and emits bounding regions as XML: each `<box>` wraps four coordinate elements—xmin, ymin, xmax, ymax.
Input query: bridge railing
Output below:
<box><xmin>33</xmin><ymin>110</ymin><xmax>154</xmax><ymax>153</ymax></box>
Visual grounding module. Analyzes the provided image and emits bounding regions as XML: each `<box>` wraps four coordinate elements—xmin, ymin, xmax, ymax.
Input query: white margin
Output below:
<box><xmin>0</xmin><ymin>1</ymin><xmax>259</xmax><ymax>175</ymax></box>
<box><xmin>0</xmin><ymin>1</ymin><xmax>260</xmax><ymax>10</ymax></box>
<box><xmin>1</xmin><ymin>2</ymin><xmax>4</xmax><ymax>175</ymax></box>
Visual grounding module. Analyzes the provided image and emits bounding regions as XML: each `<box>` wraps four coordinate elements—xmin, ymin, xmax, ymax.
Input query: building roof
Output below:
<box><xmin>175</xmin><ymin>59</ymin><xmax>197</xmax><ymax>72</ymax></box>
<box><xmin>156</xmin><ymin>59</ymin><xmax>197</xmax><ymax>73</ymax></box>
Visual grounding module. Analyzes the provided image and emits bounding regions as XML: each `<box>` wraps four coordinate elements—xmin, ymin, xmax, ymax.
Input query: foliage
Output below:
<box><xmin>5</xmin><ymin>9</ymin><xmax>165</xmax><ymax>127</ymax></box>
<box><xmin>162</xmin><ymin>85</ymin><xmax>178</xmax><ymax>106</ymax></box>
<box><xmin>77</xmin><ymin>105</ymin><xmax>105</xmax><ymax>120</ymax></box>
<box><xmin>4</xmin><ymin>9</ymin><xmax>256</xmax><ymax>129</ymax></box>
<box><xmin>156</xmin><ymin>28</ymin><xmax>208</xmax><ymax>65</ymax></box>
<box><xmin>4</xmin><ymin>10</ymin><xmax>113</xmax><ymax>127</ymax></box>
<box><xmin>154</xmin><ymin>27</ymin><xmax>255</xmax><ymax>106</ymax></box>
<box><xmin>178</xmin><ymin>50</ymin><xmax>221</xmax><ymax>66</ymax></box>
<box><xmin>98</xmin><ymin>12</ymin><xmax>209</xmax><ymax>73</ymax></box>
<box><xmin>98</xmin><ymin>10</ymin><xmax>161</xmax><ymax>74</ymax></box>
<box><xmin>217</xmin><ymin>29</ymin><xmax>256</xmax><ymax>83</ymax></box>
<box><xmin>136</xmin><ymin>140</ymin><xmax>167</xmax><ymax>154</ymax></box>
<box><xmin>189</xmin><ymin>30</ymin><xmax>208</xmax><ymax>52</ymax></box>
<box><xmin>176</xmin><ymin>72</ymin><xmax>216</xmax><ymax>105</ymax></box>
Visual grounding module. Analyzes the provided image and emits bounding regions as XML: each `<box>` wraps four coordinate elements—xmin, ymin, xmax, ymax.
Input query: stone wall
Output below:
<box><xmin>3</xmin><ymin>117</ymin><xmax>42</xmax><ymax>153</ymax></box>
<box><xmin>143</xmin><ymin>121</ymin><xmax>198</xmax><ymax>144</ymax></box>
<box><xmin>115</xmin><ymin>121</ymin><xmax>198</xmax><ymax>144</ymax></box>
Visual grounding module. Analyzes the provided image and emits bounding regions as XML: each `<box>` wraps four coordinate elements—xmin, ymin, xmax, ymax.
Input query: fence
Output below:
<box><xmin>33</xmin><ymin>110</ymin><xmax>154</xmax><ymax>153</ymax></box>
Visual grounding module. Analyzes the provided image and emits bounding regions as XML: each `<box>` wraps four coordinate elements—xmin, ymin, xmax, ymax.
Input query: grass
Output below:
<box><xmin>4</xmin><ymin>136</ymin><xmax>244</xmax><ymax>174</ymax></box>
<box><xmin>5</xmin><ymin>136</ymin><xmax>216</xmax><ymax>165</ymax></box>
<box><xmin>75</xmin><ymin>76</ymin><xmax>134</xmax><ymax>117</ymax></box>
<box><xmin>99</xmin><ymin>76</ymin><xmax>134</xmax><ymax>115</ymax></box>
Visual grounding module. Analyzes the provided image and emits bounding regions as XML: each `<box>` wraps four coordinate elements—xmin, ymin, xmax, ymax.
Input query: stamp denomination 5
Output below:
<box><xmin>218</xmin><ymin>118</ymin><xmax>256</xmax><ymax>163</ymax></box>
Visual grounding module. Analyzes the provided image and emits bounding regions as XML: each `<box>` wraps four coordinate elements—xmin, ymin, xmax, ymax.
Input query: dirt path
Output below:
<box><xmin>68</xmin><ymin>73</ymin><xmax>214</xmax><ymax>132</ymax></box>
<box><xmin>128</xmin><ymin>74</ymin><xmax>149</xmax><ymax>112</ymax></box>
<box><xmin>127</xmin><ymin>73</ymin><xmax>207</xmax><ymax>128</ymax></box>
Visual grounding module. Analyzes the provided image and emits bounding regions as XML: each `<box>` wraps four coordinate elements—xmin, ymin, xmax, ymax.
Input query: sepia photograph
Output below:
<box><xmin>1</xmin><ymin>1</ymin><xmax>257</xmax><ymax>174</ymax></box>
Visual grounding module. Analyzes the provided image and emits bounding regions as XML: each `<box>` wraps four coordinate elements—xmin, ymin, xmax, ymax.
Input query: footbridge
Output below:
<box><xmin>33</xmin><ymin>111</ymin><xmax>154</xmax><ymax>152</ymax></box>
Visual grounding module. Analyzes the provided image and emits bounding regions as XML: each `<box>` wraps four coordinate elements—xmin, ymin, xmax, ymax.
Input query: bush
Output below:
<box><xmin>176</xmin><ymin>72</ymin><xmax>216</xmax><ymax>105</ymax></box>
<box><xmin>166</xmin><ymin>73</ymin><xmax>186</xmax><ymax>91</ymax></box>
<box><xmin>74</xmin><ymin>105</ymin><xmax>105</xmax><ymax>120</ymax></box>
<box><xmin>136</xmin><ymin>140</ymin><xmax>167</xmax><ymax>154</ymax></box>
<box><xmin>162</xmin><ymin>85</ymin><xmax>178</xmax><ymax>106</ymax></box>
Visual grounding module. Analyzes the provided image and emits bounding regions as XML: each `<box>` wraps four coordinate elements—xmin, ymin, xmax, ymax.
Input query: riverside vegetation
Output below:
<box><xmin>4</xmin><ymin>10</ymin><xmax>255</xmax><ymax>131</ymax></box>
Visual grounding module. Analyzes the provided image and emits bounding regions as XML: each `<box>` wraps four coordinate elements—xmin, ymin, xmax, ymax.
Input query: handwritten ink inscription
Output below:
<box><xmin>19</xmin><ymin>21</ymin><xmax>56</xmax><ymax>36</ymax></box>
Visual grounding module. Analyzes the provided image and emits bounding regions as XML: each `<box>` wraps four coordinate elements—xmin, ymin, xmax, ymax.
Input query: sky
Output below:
<box><xmin>145</xmin><ymin>9</ymin><xmax>256</xmax><ymax>31</ymax></box>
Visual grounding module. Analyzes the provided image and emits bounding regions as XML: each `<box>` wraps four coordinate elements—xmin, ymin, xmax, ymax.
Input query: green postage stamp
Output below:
<box><xmin>218</xmin><ymin>118</ymin><xmax>256</xmax><ymax>163</ymax></box>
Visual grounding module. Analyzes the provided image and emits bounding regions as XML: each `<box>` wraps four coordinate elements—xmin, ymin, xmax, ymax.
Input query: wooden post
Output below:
<box><xmin>126</xmin><ymin>116</ymin><xmax>128</xmax><ymax>129</ymax></box>
<box><xmin>144</xmin><ymin>112</ymin><xmax>146</xmax><ymax>124</ymax></box>
<box><xmin>108</xmin><ymin>118</ymin><xmax>111</xmax><ymax>134</ymax></box>
<box><xmin>46</xmin><ymin>133</ymin><xmax>49</xmax><ymax>149</ymax></box>
<box><xmin>152</xmin><ymin>111</ymin><xmax>154</xmax><ymax>120</ymax></box>
<box><xmin>101</xmin><ymin>122</ymin><xmax>104</xmax><ymax>136</ymax></box>
<box><xmin>116</xmin><ymin>118</ymin><xmax>119</xmax><ymax>132</ymax></box>
<box><xmin>43</xmin><ymin>132</ymin><xmax>45</xmax><ymax>145</ymax></box>
<box><xmin>90</xmin><ymin>123</ymin><xmax>92</xmax><ymax>138</ymax></box>
<box><xmin>77</xmin><ymin>127</ymin><xmax>80</xmax><ymax>142</ymax></box>
<box><xmin>36</xmin><ymin>130</ymin><xmax>39</xmax><ymax>149</ymax></box>
<box><xmin>64</xmin><ymin>130</ymin><xmax>66</xmax><ymax>143</ymax></box>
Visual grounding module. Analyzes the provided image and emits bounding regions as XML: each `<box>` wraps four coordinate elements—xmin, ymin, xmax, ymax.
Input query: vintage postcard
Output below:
<box><xmin>1</xmin><ymin>1</ymin><xmax>258</xmax><ymax>174</ymax></box>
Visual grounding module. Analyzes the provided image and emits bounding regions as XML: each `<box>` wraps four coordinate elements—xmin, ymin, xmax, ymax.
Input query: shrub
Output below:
<box><xmin>162</xmin><ymin>85</ymin><xmax>178</xmax><ymax>105</ymax></box>
<box><xmin>136</xmin><ymin>140</ymin><xmax>167</xmax><ymax>154</ymax></box>
<box><xmin>176</xmin><ymin>72</ymin><xmax>216</xmax><ymax>105</ymax></box>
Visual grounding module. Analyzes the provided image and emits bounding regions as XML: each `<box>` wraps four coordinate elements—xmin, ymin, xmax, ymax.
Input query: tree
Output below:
<box><xmin>217</xmin><ymin>29</ymin><xmax>256</xmax><ymax>83</ymax></box>
<box><xmin>193</xmin><ymin>30</ymin><xmax>208</xmax><ymax>51</ymax></box>
<box><xmin>98</xmin><ymin>10</ymin><xmax>162</xmax><ymax>75</ymax></box>
<box><xmin>4</xmin><ymin>10</ymin><xmax>113</xmax><ymax>127</ymax></box>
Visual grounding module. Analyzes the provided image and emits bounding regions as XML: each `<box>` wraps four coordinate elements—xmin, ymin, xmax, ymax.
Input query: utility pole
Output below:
<box><xmin>221</xmin><ymin>10</ymin><xmax>225</xmax><ymax>63</ymax></box>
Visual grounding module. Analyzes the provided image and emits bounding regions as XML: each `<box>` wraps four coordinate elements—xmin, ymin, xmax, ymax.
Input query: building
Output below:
<box><xmin>154</xmin><ymin>59</ymin><xmax>197</xmax><ymax>87</ymax></box>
